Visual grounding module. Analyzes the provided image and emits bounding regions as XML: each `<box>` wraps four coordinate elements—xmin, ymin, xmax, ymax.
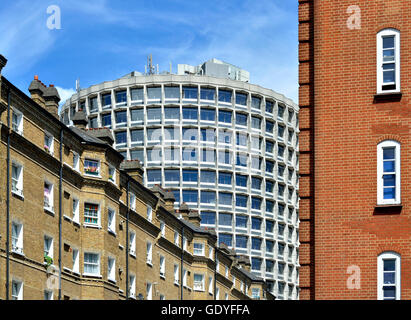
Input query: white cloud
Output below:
<box><xmin>56</xmin><ymin>86</ymin><xmax>75</xmax><ymax>105</ymax></box>
<box><xmin>0</xmin><ymin>1</ymin><xmax>57</xmax><ymax>77</ymax></box>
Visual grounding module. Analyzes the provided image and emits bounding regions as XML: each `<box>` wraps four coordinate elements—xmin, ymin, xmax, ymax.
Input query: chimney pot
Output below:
<box><xmin>34</xmin><ymin>75</ymin><xmax>39</xmax><ymax>80</ymax></box>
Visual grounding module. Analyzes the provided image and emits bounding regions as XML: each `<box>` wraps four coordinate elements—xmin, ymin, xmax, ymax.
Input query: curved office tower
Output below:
<box><xmin>60</xmin><ymin>60</ymin><xmax>300</xmax><ymax>299</ymax></box>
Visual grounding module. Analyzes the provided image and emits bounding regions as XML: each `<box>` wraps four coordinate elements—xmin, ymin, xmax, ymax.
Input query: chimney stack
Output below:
<box><xmin>0</xmin><ymin>55</ymin><xmax>7</xmax><ymax>75</ymax></box>
<box><xmin>188</xmin><ymin>210</ymin><xmax>201</xmax><ymax>227</ymax></box>
<box><xmin>71</xmin><ymin>110</ymin><xmax>88</xmax><ymax>130</ymax></box>
<box><xmin>28</xmin><ymin>76</ymin><xmax>61</xmax><ymax>118</ymax></box>
<box><xmin>120</xmin><ymin>160</ymin><xmax>144</xmax><ymax>184</ymax></box>
<box><xmin>178</xmin><ymin>203</ymin><xmax>190</xmax><ymax>220</ymax></box>
<box><xmin>28</xmin><ymin>75</ymin><xmax>46</xmax><ymax>108</ymax></box>
<box><xmin>164</xmin><ymin>191</ymin><xmax>176</xmax><ymax>213</ymax></box>
<box><xmin>43</xmin><ymin>84</ymin><xmax>61</xmax><ymax>119</ymax></box>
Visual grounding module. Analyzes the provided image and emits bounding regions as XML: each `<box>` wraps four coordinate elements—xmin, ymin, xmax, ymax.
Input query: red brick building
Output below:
<box><xmin>299</xmin><ymin>0</ymin><xmax>411</xmax><ymax>299</ymax></box>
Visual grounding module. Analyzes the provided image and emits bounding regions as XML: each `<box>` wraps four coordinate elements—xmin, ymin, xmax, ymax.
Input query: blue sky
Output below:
<box><xmin>0</xmin><ymin>0</ymin><xmax>298</xmax><ymax>105</ymax></box>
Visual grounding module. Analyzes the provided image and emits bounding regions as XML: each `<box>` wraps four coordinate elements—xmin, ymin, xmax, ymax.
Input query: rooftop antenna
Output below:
<box><xmin>147</xmin><ymin>54</ymin><xmax>155</xmax><ymax>75</ymax></box>
<box><xmin>170</xmin><ymin>62</ymin><xmax>172</xmax><ymax>74</ymax></box>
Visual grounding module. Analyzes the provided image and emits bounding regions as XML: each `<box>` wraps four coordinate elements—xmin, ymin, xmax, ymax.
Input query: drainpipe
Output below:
<box><xmin>180</xmin><ymin>226</ymin><xmax>184</xmax><ymax>300</ymax></box>
<box><xmin>5</xmin><ymin>88</ymin><xmax>11</xmax><ymax>300</ymax></box>
<box><xmin>214</xmin><ymin>250</ymin><xmax>217</xmax><ymax>300</ymax></box>
<box><xmin>58</xmin><ymin>129</ymin><xmax>63</xmax><ymax>300</ymax></box>
<box><xmin>125</xmin><ymin>178</ymin><xmax>130</xmax><ymax>300</ymax></box>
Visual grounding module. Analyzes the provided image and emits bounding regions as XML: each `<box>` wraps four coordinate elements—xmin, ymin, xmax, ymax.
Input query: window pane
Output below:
<box><xmin>219</xmin><ymin>193</ymin><xmax>232</xmax><ymax>206</ymax></box>
<box><xmin>115</xmin><ymin>131</ymin><xmax>127</xmax><ymax>144</ymax></box>
<box><xmin>383</xmin><ymin>287</ymin><xmax>396</xmax><ymax>299</ymax></box>
<box><xmin>201</xmin><ymin>108</ymin><xmax>215</xmax><ymax>121</ymax></box>
<box><xmin>236</xmin><ymin>235</ymin><xmax>248</xmax><ymax>248</ymax></box>
<box><xmin>201</xmin><ymin>88</ymin><xmax>215</xmax><ymax>101</ymax></box>
<box><xmin>201</xmin><ymin>211</ymin><xmax>216</xmax><ymax>224</ymax></box>
<box><xmin>147</xmin><ymin>169</ymin><xmax>161</xmax><ymax>182</ymax></box>
<box><xmin>219</xmin><ymin>213</ymin><xmax>232</xmax><ymax>226</ymax></box>
<box><xmin>165</xmin><ymin>169</ymin><xmax>179</xmax><ymax>182</ymax></box>
<box><xmin>147</xmin><ymin>87</ymin><xmax>161</xmax><ymax>100</ymax></box>
<box><xmin>384</xmin><ymin>259</ymin><xmax>396</xmax><ymax>271</ymax></box>
<box><xmin>115</xmin><ymin>90</ymin><xmax>127</xmax><ymax>103</ymax></box>
<box><xmin>384</xmin><ymin>273</ymin><xmax>396</xmax><ymax>285</ymax></box>
<box><xmin>201</xmin><ymin>191</ymin><xmax>216</xmax><ymax>203</ymax></box>
<box><xmin>102</xmin><ymin>114</ymin><xmax>111</xmax><ymax>126</ymax></box>
<box><xmin>147</xmin><ymin>108</ymin><xmax>161</xmax><ymax>120</ymax></box>
<box><xmin>201</xmin><ymin>170</ymin><xmax>216</xmax><ymax>183</ymax></box>
<box><xmin>218</xmin><ymin>110</ymin><xmax>232</xmax><ymax>123</ymax></box>
<box><xmin>164</xmin><ymin>107</ymin><xmax>180</xmax><ymax>120</ymax></box>
<box><xmin>236</xmin><ymin>174</ymin><xmax>247</xmax><ymax>187</ymax></box>
<box><xmin>182</xmin><ymin>86</ymin><xmax>198</xmax><ymax>99</ymax></box>
<box><xmin>383</xmin><ymin>36</ymin><xmax>395</xmax><ymax>49</ymax></box>
<box><xmin>164</xmin><ymin>86</ymin><xmax>180</xmax><ymax>100</ymax></box>
<box><xmin>102</xmin><ymin>93</ymin><xmax>111</xmax><ymax>106</ymax></box>
<box><xmin>383</xmin><ymin>174</ymin><xmax>396</xmax><ymax>188</ymax></box>
<box><xmin>183</xmin><ymin>170</ymin><xmax>198</xmax><ymax>182</ymax></box>
<box><xmin>219</xmin><ymin>90</ymin><xmax>232</xmax><ymax>103</ymax></box>
<box><xmin>266</xmin><ymin>101</ymin><xmax>273</xmax><ymax>113</ymax></box>
<box><xmin>130</xmin><ymin>149</ymin><xmax>144</xmax><ymax>162</ymax></box>
<box><xmin>236</xmin><ymin>215</ymin><xmax>247</xmax><ymax>228</ymax></box>
<box><xmin>251</xmin><ymin>96</ymin><xmax>261</xmax><ymax>109</ymax></box>
<box><xmin>130</xmin><ymin>88</ymin><xmax>144</xmax><ymax>101</ymax></box>
<box><xmin>183</xmin><ymin>107</ymin><xmax>198</xmax><ymax>120</ymax></box>
<box><xmin>218</xmin><ymin>233</ymin><xmax>233</xmax><ymax>247</ymax></box>
<box><xmin>235</xmin><ymin>93</ymin><xmax>247</xmax><ymax>105</ymax></box>
<box><xmin>115</xmin><ymin>111</ymin><xmax>127</xmax><ymax>123</ymax></box>
<box><xmin>183</xmin><ymin>190</ymin><xmax>198</xmax><ymax>203</ymax></box>
<box><xmin>130</xmin><ymin>109</ymin><xmax>144</xmax><ymax>122</ymax></box>
<box><xmin>236</xmin><ymin>195</ymin><xmax>247</xmax><ymax>208</ymax></box>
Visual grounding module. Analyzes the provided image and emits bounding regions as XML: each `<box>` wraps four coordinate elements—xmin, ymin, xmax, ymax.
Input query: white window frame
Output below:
<box><xmin>73</xmin><ymin>152</ymin><xmax>80</xmax><ymax>172</ymax></box>
<box><xmin>44</xmin><ymin>235</ymin><xmax>54</xmax><ymax>261</ymax></box>
<box><xmin>11</xmin><ymin>222</ymin><xmax>23</xmax><ymax>255</ymax></box>
<box><xmin>160</xmin><ymin>255</ymin><xmax>165</xmax><ymax>278</ymax></box>
<box><xmin>129</xmin><ymin>193</ymin><xmax>136</xmax><ymax>211</ymax></box>
<box><xmin>183</xmin><ymin>269</ymin><xmax>187</xmax><ymax>287</ymax></box>
<box><xmin>108</xmin><ymin>257</ymin><xmax>116</xmax><ymax>282</ymax></box>
<box><xmin>146</xmin><ymin>241</ymin><xmax>152</xmax><ymax>265</ymax></box>
<box><xmin>72</xmin><ymin>198</ymin><xmax>80</xmax><ymax>224</ymax></box>
<box><xmin>107</xmin><ymin>208</ymin><xmax>116</xmax><ymax>234</ymax></box>
<box><xmin>174</xmin><ymin>231</ymin><xmax>180</xmax><ymax>247</ymax></box>
<box><xmin>174</xmin><ymin>264</ymin><xmax>179</xmax><ymax>285</ymax></box>
<box><xmin>83</xmin><ymin>252</ymin><xmax>101</xmax><ymax>277</ymax></box>
<box><xmin>147</xmin><ymin>205</ymin><xmax>153</xmax><ymax>222</ymax></box>
<box><xmin>11</xmin><ymin>279</ymin><xmax>23</xmax><ymax>300</ymax></box>
<box><xmin>252</xmin><ymin>288</ymin><xmax>260</xmax><ymax>299</ymax></box>
<box><xmin>108</xmin><ymin>164</ymin><xmax>116</xmax><ymax>184</ymax></box>
<box><xmin>43</xmin><ymin>180</ymin><xmax>54</xmax><ymax>213</ymax></box>
<box><xmin>129</xmin><ymin>274</ymin><xmax>136</xmax><ymax>299</ymax></box>
<box><xmin>146</xmin><ymin>282</ymin><xmax>153</xmax><ymax>300</ymax></box>
<box><xmin>378</xmin><ymin>252</ymin><xmax>401</xmax><ymax>300</ymax></box>
<box><xmin>183</xmin><ymin>236</ymin><xmax>188</xmax><ymax>251</ymax></box>
<box><xmin>160</xmin><ymin>220</ymin><xmax>165</xmax><ymax>237</ymax></box>
<box><xmin>11</xmin><ymin>161</ymin><xmax>23</xmax><ymax>197</ymax></box>
<box><xmin>377</xmin><ymin>140</ymin><xmax>401</xmax><ymax>205</ymax></box>
<box><xmin>44</xmin><ymin>290</ymin><xmax>53</xmax><ymax>300</ymax></box>
<box><xmin>208</xmin><ymin>276</ymin><xmax>213</xmax><ymax>295</ymax></box>
<box><xmin>208</xmin><ymin>245</ymin><xmax>214</xmax><ymax>260</ymax></box>
<box><xmin>193</xmin><ymin>273</ymin><xmax>205</xmax><ymax>291</ymax></box>
<box><xmin>44</xmin><ymin>131</ymin><xmax>54</xmax><ymax>155</ymax></box>
<box><xmin>72</xmin><ymin>248</ymin><xmax>80</xmax><ymax>274</ymax></box>
<box><xmin>129</xmin><ymin>231</ymin><xmax>136</xmax><ymax>257</ymax></box>
<box><xmin>84</xmin><ymin>202</ymin><xmax>100</xmax><ymax>227</ymax></box>
<box><xmin>84</xmin><ymin>158</ymin><xmax>100</xmax><ymax>177</ymax></box>
<box><xmin>12</xmin><ymin>108</ymin><xmax>23</xmax><ymax>135</ymax></box>
<box><xmin>193</xmin><ymin>242</ymin><xmax>205</xmax><ymax>256</ymax></box>
<box><xmin>377</xmin><ymin>28</ymin><xmax>401</xmax><ymax>94</ymax></box>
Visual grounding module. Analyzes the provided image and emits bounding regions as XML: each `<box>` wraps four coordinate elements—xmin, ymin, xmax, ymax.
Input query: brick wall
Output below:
<box><xmin>299</xmin><ymin>0</ymin><xmax>411</xmax><ymax>299</ymax></box>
